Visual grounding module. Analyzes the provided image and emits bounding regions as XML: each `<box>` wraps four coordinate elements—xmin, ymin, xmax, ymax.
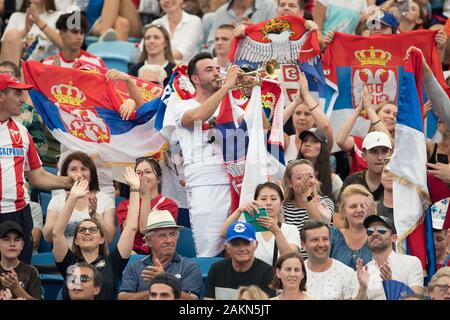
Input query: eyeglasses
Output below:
<box><xmin>77</xmin><ymin>226</ymin><xmax>99</xmax><ymax>235</ymax></box>
<box><xmin>70</xmin><ymin>274</ymin><xmax>92</xmax><ymax>283</ymax></box>
<box><xmin>366</xmin><ymin>226</ymin><xmax>388</xmax><ymax>236</ymax></box>
<box><xmin>435</xmin><ymin>284</ymin><xmax>449</xmax><ymax>294</ymax></box>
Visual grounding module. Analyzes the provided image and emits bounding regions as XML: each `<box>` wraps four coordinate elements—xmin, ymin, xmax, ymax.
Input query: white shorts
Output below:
<box><xmin>187</xmin><ymin>184</ymin><xmax>231</xmax><ymax>257</ymax></box>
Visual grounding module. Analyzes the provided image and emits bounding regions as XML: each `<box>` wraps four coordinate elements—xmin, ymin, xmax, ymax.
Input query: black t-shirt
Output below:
<box><xmin>204</xmin><ymin>258</ymin><xmax>275</xmax><ymax>299</ymax></box>
<box><xmin>377</xmin><ymin>201</ymin><xmax>394</xmax><ymax>222</ymax></box>
<box><xmin>339</xmin><ymin>169</ymin><xmax>384</xmax><ymax>202</ymax></box>
<box><xmin>56</xmin><ymin>247</ymin><xmax>128</xmax><ymax>300</ymax></box>
<box><xmin>0</xmin><ymin>262</ymin><xmax>41</xmax><ymax>299</ymax></box>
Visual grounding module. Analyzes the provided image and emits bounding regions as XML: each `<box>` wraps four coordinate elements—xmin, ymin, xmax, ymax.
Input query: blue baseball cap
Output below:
<box><xmin>373</xmin><ymin>11</ymin><xmax>399</xmax><ymax>33</ymax></box>
<box><xmin>226</xmin><ymin>222</ymin><xmax>256</xmax><ymax>242</ymax></box>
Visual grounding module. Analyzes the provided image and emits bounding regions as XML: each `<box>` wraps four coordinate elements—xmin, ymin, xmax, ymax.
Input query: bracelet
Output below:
<box><xmin>309</xmin><ymin>103</ymin><xmax>319</xmax><ymax>112</ymax></box>
<box><xmin>130</xmin><ymin>188</ymin><xmax>140</xmax><ymax>193</ymax></box>
<box><xmin>40</xmin><ymin>23</ymin><xmax>48</xmax><ymax>31</ymax></box>
<box><xmin>371</xmin><ymin>119</ymin><xmax>381</xmax><ymax>126</ymax></box>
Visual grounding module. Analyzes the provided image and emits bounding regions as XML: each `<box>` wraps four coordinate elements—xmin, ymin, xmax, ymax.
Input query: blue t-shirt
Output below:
<box><xmin>330</xmin><ymin>226</ymin><xmax>372</xmax><ymax>270</ymax></box>
<box><xmin>119</xmin><ymin>253</ymin><xmax>202</xmax><ymax>297</ymax></box>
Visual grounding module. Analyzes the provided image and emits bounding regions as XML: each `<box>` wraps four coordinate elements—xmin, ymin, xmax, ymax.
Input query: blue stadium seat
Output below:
<box><xmin>176</xmin><ymin>227</ymin><xmax>196</xmax><ymax>258</ymax></box>
<box><xmin>87</xmin><ymin>41</ymin><xmax>136</xmax><ymax>72</ymax></box>
<box><xmin>189</xmin><ymin>257</ymin><xmax>223</xmax><ymax>298</ymax></box>
<box><xmin>43</xmin><ymin>166</ymin><xmax>57</xmax><ymax>175</ymax></box>
<box><xmin>32</xmin><ymin>252</ymin><xmax>55</xmax><ymax>266</ymax></box>
<box><xmin>40</xmin><ymin>274</ymin><xmax>64</xmax><ymax>300</ymax></box>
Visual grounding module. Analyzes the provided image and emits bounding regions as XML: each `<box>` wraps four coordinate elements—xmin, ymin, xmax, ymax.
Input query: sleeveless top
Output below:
<box><xmin>285</xmin><ymin>135</ymin><xmax>299</xmax><ymax>163</ymax></box>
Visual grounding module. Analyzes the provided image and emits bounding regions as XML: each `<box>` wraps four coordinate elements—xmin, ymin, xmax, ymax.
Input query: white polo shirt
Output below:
<box><xmin>365</xmin><ymin>251</ymin><xmax>424</xmax><ymax>300</ymax></box>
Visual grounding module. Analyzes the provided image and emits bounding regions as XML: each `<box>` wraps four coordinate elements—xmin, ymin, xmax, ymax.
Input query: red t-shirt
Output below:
<box><xmin>349</xmin><ymin>135</ymin><xmax>367</xmax><ymax>175</ymax></box>
<box><xmin>116</xmin><ymin>194</ymin><xmax>178</xmax><ymax>254</ymax></box>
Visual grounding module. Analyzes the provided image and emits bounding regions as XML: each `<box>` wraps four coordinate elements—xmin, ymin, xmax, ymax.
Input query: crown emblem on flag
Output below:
<box><xmin>262</xmin><ymin>18</ymin><xmax>291</xmax><ymax>37</ymax></box>
<box><xmin>355</xmin><ymin>47</ymin><xmax>392</xmax><ymax>66</ymax></box>
<box><xmin>51</xmin><ymin>81</ymin><xmax>86</xmax><ymax>106</ymax></box>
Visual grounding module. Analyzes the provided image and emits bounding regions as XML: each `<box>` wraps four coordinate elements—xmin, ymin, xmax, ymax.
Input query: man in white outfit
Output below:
<box><xmin>173</xmin><ymin>52</ymin><xmax>245</xmax><ymax>257</ymax></box>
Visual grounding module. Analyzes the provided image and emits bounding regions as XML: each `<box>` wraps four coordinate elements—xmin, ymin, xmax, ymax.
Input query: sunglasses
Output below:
<box><xmin>77</xmin><ymin>226</ymin><xmax>99</xmax><ymax>235</ymax></box>
<box><xmin>366</xmin><ymin>226</ymin><xmax>388</xmax><ymax>236</ymax></box>
<box><xmin>70</xmin><ymin>274</ymin><xmax>92</xmax><ymax>283</ymax></box>
<box><xmin>136</xmin><ymin>156</ymin><xmax>157</xmax><ymax>164</ymax></box>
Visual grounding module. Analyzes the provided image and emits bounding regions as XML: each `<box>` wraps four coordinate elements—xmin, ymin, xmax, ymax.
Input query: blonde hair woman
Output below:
<box><xmin>282</xmin><ymin>159</ymin><xmax>334</xmax><ymax>258</ymax></box>
<box><xmin>238</xmin><ymin>285</ymin><xmax>269</xmax><ymax>300</ymax></box>
<box><xmin>331</xmin><ymin>184</ymin><xmax>375</xmax><ymax>270</ymax></box>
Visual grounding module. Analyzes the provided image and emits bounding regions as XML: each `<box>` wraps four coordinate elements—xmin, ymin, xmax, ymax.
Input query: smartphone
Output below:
<box><xmin>437</xmin><ymin>153</ymin><xmax>449</xmax><ymax>164</ymax></box>
<box><xmin>244</xmin><ymin>208</ymin><xmax>269</xmax><ymax>232</ymax></box>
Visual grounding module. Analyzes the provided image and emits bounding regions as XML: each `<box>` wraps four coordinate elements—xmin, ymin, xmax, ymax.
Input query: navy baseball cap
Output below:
<box><xmin>371</xmin><ymin>11</ymin><xmax>399</xmax><ymax>33</ymax></box>
<box><xmin>226</xmin><ymin>222</ymin><xmax>256</xmax><ymax>242</ymax></box>
<box><xmin>363</xmin><ymin>215</ymin><xmax>397</xmax><ymax>234</ymax></box>
<box><xmin>0</xmin><ymin>221</ymin><xmax>24</xmax><ymax>238</ymax></box>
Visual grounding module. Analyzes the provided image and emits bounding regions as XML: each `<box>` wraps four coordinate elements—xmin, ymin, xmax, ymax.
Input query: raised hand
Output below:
<box><xmin>0</xmin><ymin>270</ymin><xmax>20</xmax><ymax>292</ymax></box>
<box><xmin>299</xmin><ymin>174</ymin><xmax>312</xmax><ymax>197</ymax></box>
<box><xmin>68</xmin><ymin>179</ymin><xmax>89</xmax><ymax>200</ymax></box>
<box><xmin>298</xmin><ymin>72</ymin><xmax>310</xmax><ymax>99</ymax></box>
<box><xmin>256</xmin><ymin>215</ymin><xmax>279</xmax><ymax>233</ymax></box>
<box><xmin>238</xmin><ymin>200</ymin><xmax>260</xmax><ymax>216</ymax></box>
<box><xmin>380</xmin><ymin>261</ymin><xmax>392</xmax><ymax>280</ymax></box>
<box><xmin>141</xmin><ymin>258</ymin><xmax>164</xmax><ymax>284</ymax></box>
<box><xmin>52</xmin><ymin>55</ymin><xmax>61</xmax><ymax>67</ymax></box>
<box><xmin>123</xmin><ymin>166</ymin><xmax>140</xmax><ymax>190</ymax></box>
<box><xmin>119</xmin><ymin>98</ymin><xmax>136</xmax><ymax>121</ymax></box>
<box><xmin>363</xmin><ymin>196</ymin><xmax>376</xmax><ymax>215</ymax></box>
<box><xmin>223</xmin><ymin>65</ymin><xmax>243</xmax><ymax>90</ymax></box>
<box><xmin>106</xmin><ymin>69</ymin><xmax>131</xmax><ymax>82</ymax></box>
<box><xmin>356</xmin><ymin>258</ymin><xmax>369</xmax><ymax>289</ymax></box>
<box><xmin>88</xmin><ymin>194</ymin><xmax>98</xmax><ymax>219</ymax></box>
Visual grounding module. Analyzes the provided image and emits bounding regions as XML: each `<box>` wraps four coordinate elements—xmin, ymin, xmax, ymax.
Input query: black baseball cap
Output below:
<box><xmin>299</xmin><ymin>127</ymin><xmax>328</xmax><ymax>144</ymax></box>
<box><xmin>0</xmin><ymin>221</ymin><xmax>24</xmax><ymax>238</ymax></box>
<box><xmin>363</xmin><ymin>215</ymin><xmax>397</xmax><ymax>234</ymax></box>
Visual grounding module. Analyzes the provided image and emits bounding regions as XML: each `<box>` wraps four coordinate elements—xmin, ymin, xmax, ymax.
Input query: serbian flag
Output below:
<box><xmin>387</xmin><ymin>50</ymin><xmax>436</xmax><ymax>279</ymax></box>
<box><xmin>153</xmin><ymin>65</ymin><xmax>195</xmax><ymax>143</ymax></box>
<box><xmin>22</xmin><ymin>61</ymin><xmax>167</xmax><ymax>166</ymax></box>
<box><xmin>216</xmin><ymin>80</ymin><xmax>285</xmax><ymax>211</ymax></box>
<box><xmin>323</xmin><ymin>30</ymin><xmax>446</xmax><ymax>151</ymax></box>
<box><xmin>73</xmin><ymin>59</ymin><xmax>164</xmax><ymax>104</ymax></box>
<box><xmin>228</xmin><ymin>15</ymin><xmax>326</xmax><ymax>106</ymax></box>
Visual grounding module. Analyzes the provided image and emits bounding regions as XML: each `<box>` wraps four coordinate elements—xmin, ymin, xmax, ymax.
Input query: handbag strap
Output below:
<box><xmin>272</xmin><ymin>222</ymin><xmax>282</xmax><ymax>267</ymax></box>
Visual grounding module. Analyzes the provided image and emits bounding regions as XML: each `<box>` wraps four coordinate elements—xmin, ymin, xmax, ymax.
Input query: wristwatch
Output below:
<box><xmin>305</xmin><ymin>194</ymin><xmax>314</xmax><ymax>202</ymax></box>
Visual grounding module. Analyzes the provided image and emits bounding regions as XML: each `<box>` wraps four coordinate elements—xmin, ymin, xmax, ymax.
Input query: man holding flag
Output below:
<box><xmin>0</xmin><ymin>74</ymin><xmax>73</xmax><ymax>264</ymax></box>
<box><xmin>173</xmin><ymin>52</ymin><xmax>245</xmax><ymax>258</ymax></box>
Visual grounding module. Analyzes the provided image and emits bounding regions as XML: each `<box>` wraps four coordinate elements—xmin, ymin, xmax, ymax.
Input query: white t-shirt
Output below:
<box><xmin>2</xmin><ymin>11</ymin><xmax>62</xmax><ymax>61</ymax></box>
<box><xmin>365</xmin><ymin>251</ymin><xmax>424</xmax><ymax>300</ymax></box>
<box><xmin>255</xmin><ymin>223</ymin><xmax>301</xmax><ymax>266</ymax></box>
<box><xmin>47</xmin><ymin>191</ymin><xmax>114</xmax><ymax>247</ymax></box>
<box><xmin>173</xmin><ymin>98</ymin><xmax>245</xmax><ymax>187</ymax></box>
<box><xmin>152</xmin><ymin>11</ymin><xmax>202</xmax><ymax>64</ymax></box>
<box><xmin>305</xmin><ymin>258</ymin><xmax>359</xmax><ymax>300</ymax></box>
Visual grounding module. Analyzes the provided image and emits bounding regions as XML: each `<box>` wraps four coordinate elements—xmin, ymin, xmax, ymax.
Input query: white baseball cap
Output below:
<box><xmin>362</xmin><ymin>131</ymin><xmax>392</xmax><ymax>150</ymax></box>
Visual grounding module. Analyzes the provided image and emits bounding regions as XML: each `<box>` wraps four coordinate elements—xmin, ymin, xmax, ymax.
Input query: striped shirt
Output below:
<box><xmin>0</xmin><ymin>119</ymin><xmax>41</xmax><ymax>213</ymax></box>
<box><xmin>43</xmin><ymin>50</ymin><xmax>105</xmax><ymax>69</ymax></box>
<box><xmin>283</xmin><ymin>198</ymin><xmax>335</xmax><ymax>258</ymax></box>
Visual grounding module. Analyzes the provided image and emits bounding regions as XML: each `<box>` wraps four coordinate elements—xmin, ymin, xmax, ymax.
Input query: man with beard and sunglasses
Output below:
<box><xmin>67</xmin><ymin>262</ymin><xmax>102</xmax><ymax>300</ymax></box>
<box><xmin>363</xmin><ymin>215</ymin><xmax>424</xmax><ymax>300</ymax></box>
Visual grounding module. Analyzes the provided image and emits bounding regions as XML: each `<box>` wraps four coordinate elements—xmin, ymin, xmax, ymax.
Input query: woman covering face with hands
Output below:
<box><xmin>220</xmin><ymin>182</ymin><xmax>300</xmax><ymax>266</ymax></box>
<box><xmin>43</xmin><ymin>151</ymin><xmax>116</xmax><ymax>247</ymax></box>
<box><xmin>52</xmin><ymin>166</ymin><xmax>141</xmax><ymax>300</ymax></box>
<box><xmin>116</xmin><ymin>157</ymin><xmax>178</xmax><ymax>255</ymax></box>
<box><xmin>282</xmin><ymin>160</ymin><xmax>334</xmax><ymax>259</ymax></box>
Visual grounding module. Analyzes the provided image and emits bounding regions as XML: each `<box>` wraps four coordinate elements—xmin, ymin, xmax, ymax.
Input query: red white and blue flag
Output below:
<box><xmin>387</xmin><ymin>50</ymin><xmax>436</xmax><ymax>279</ymax></box>
<box><xmin>228</xmin><ymin>15</ymin><xmax>326</xmax><ymax>106</ymax></box>
<box><xmin>22</xmin><ymin>61</ymin><xmax>167</xmax><ymax>166</ymax></box>
<box><xmin>323</xmin><ymin>30</ymin><xmax>446</xmax><ymax>149</ymax></box>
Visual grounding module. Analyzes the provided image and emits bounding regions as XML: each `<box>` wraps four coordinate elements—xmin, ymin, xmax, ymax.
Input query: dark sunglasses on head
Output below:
<box><xmin>71</xmin><ymin>274</ymin><xmax>91</xmax><ymax>283</ymax></box>
<box><xmin>366</xmin><ymin>226</ymin><xmax>388</xmax><ymax>236</ymax></box>
<box><xmin>77</xmin><ymin>226</ymin><xmax>99</xmax><ymax>235</ymax></box>
<box><xmin>136</xmin><ymin>156</ymin><xmax>157</xmax><ymax>163</ymax></box>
